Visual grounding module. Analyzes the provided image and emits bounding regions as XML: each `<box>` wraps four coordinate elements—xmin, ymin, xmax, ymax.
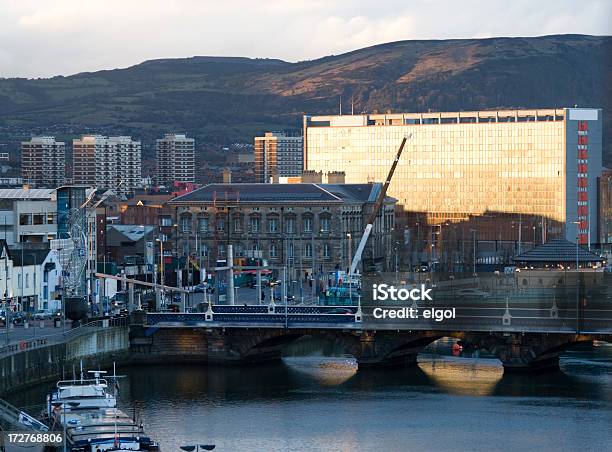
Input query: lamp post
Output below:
<box><xmin>573</xmin><ymin>220</ymin><xmax>581</xmax><ymax>333</ymax></box>
<box><xmin>155</xmin><ymin>238</ymin><xmax>164</xmax><ymax>309</ymax></box>
<box><xmin>470</xmin><ymin>229</ymin><xmax>477</xmax><ymax>283</ymax></box>
<box><xmin>347</xmin><ymin>233</ymin><xmax>352</xmax><ymax>302</ymax></box>
<box><xmin>180</xmin><ymin>445</ymin><xmax>215</xmax><ymax>451</ymax></box>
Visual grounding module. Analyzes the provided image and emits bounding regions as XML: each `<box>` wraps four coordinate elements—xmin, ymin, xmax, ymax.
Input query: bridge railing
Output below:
<box><xmin>143</xmin><ymin>303</ymin><xmax>612</xmax><ymax>335</ymax></box>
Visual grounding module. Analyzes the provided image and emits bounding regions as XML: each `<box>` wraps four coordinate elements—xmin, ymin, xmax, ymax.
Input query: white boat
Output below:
<box><xmin>45</xmin><ymin>364</ymin><xmax>160</xmax><ymax>452</ymax></box>
<box><xmin>62</xmin><ymin>408</ymin><xmax>159</xmax><ymax>452</ymax></box>
<box><xmin>47</xmin><ymin>370</ymin><xmax>116</xmax><ymax>417</ymax></box>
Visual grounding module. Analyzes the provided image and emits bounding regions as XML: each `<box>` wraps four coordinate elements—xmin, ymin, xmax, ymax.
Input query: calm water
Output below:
<box><xmin>11</xmin><ymin>341</ymin><xmax>612</xmax><ymax>452</ymax></box>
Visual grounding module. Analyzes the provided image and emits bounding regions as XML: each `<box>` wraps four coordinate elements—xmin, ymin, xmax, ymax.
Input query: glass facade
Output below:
<box><xmin>305</xmin><ymin>109</ymin><xmax>603</xmax><ymax>250</ymax></box>
<box><xmin>307</xmin><ymin>118</ymin><xmax>565</xmax><ymax>224</ymax></box>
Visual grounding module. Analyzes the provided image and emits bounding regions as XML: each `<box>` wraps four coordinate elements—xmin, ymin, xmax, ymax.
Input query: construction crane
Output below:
<box><xmin>349</xmin><ymin>133</ymin><xmax>412</xmax><ymax>276</ymax></box>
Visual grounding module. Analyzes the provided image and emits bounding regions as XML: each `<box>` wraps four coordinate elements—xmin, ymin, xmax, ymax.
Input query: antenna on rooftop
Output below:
<box><xmin>339</xmin><ymin>95</ymin><xmax>342</xmax><ymax>115</ymax></box>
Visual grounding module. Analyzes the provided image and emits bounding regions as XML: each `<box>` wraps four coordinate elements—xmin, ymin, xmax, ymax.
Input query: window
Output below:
<box><xmin>270</xmin><ymin>244</ymin><xmax>278</xmax><ymax>258</ymax></box>
<box><xmin>234</xmin><ymin>217</ymin><xmax>242</xmax><ymax>232</ymax></box>
<box><xmin>160</xmin><ymin>217</ymin><xmax>172</xmax><ymax>227</ymax></box>
<box><xmin>47</xmin><ymin>213</ymin><xmax>55</xmax><ymax>224</ymax></box>
<box><xmin>235</xmin><ymin>244</ymin><xmax>244</xmax><ymax>257</ymax></box>
<box><xmin>198</xmin><ymin>217</ymin><xmax>209</xmax><ymax>233</ymax></box>
<box><xmin>217</xmin><ymin>219</ymin><xmax>225</xmax><ymax>231</ymax></box>
<box><xmin>303</xmin><ymin>216</ymin><xmax>313</xmax><ymax>233</ymax></box>
<box><xmin>268</xmin><ymin>218</ymin><xmax>278</xmax><ymax>233</ymax></box>
<box><xmin>250</xmin><ymin>216</ymin><xmax>260</xmax><ymax>232</ymax></box>
<box><xmin>323</xmin><ymin>243</ymin><xmax>331</xmax><ymax>258</ymax></box>
<box><xmin>33</xmin><ymin>214</ymin><xmax>44</xmax><ymax>225</ymax></box>
<box><xmin>25</xmin><ymin>273</ymin><xmax>29</xmax><ymax>288</ymax></box>
<box><xmin>180</xmin><ymin>217</ymin><xmax>191</xmax><ymax>233</ymax></box>
<box><xmin>218</xmin><ymin>244</ymin><xmax>226</xmax><ymax>257</ymax></box>
<box><xmin>17</xmin><ymin>274</ymin><xmax>22</xmax><ymax>289</ymax></box>
<box><xmin>321</xmin><ymin>217</ymin><xmax>330</xmax><ymax>233</ymax></box>
<box><xmin>19</xmin><ymin>214</ymin><xmax>32</xmax><ymax>226</ymax></box>
<box><xmin>285</xmin><ymin>218</ymin><xmax>295</xmax><ymax>234</ymax></box>
<box><xmin>304</xmin><ymin>243</ymin><xmax>312</xmax><ymax>258</ymax></box>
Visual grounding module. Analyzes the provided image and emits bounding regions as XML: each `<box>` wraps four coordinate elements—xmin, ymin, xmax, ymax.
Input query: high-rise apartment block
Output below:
<box><xmin>156</xmin><ymin>134</ymin><xmax>195</xmax><ymax>186</ymax></box>
<box><xmin>72</xmin><ymin>135</ymin><xmax>141</xmax><ymax>195</ymax></box>
<box><xmin>21</xmin><ymin>137</ymin><xmax>65</xmax><ymax>188</ymax></box>
<box><xmin>254</xmin><ymin>132</ymin><xmax>303</xmax><ymax>183</ymax></box>
<box><xmin>304</xmin><ymin>108</ymin><xmax>604</xmax><ymax>246</ymax></box>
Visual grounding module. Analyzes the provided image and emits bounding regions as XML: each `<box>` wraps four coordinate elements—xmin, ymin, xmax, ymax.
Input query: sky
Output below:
<box><xmin>1</xmin><ymin>0</ymin><xmax>611</xmax><ymax>79</ymax></box>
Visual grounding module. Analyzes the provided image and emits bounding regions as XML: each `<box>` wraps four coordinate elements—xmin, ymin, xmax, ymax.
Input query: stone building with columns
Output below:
<box><xmin>167</xmin><ymin>183</ymin><xmax>397</xmax><ymax>278</ymax></box>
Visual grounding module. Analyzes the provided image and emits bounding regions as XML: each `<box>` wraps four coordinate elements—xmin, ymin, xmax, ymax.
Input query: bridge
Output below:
<box><xmin>129</xmin><ymin>300</ymin><xmax>612</xmax><ymax>373</ymax></box>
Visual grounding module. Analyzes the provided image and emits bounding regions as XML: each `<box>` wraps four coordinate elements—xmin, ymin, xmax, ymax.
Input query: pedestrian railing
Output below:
<box><xmin>0</xmin><ymin>317</ymin><xmax>129</xmax><ymax>358</ymax></box>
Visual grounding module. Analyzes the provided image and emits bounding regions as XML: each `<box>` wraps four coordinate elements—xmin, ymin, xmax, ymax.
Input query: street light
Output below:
<box><xmin>180</xmin><ymin>446</ymin><xmax>215</xmax><ymax>451</ymax></box>
<box><xmin>573</xmin><ymin>220</ymin><xmax>581</xmax><ymax>333</ymax></box>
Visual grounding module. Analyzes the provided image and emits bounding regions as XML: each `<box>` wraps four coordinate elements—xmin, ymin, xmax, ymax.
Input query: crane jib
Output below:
<box><xmin>349</xmin><ymin>134</ymin><xmax>412</xmax><ymax>275</ymax></box>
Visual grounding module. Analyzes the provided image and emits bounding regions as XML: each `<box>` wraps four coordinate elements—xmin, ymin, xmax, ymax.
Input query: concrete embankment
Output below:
<box><xmin>0</xmin><ymin>324</ymin><xmax>129</xmax><ymax>395</ymax></box>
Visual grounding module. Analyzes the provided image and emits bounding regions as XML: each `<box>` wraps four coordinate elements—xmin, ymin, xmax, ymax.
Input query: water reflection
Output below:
<box><xmin>6</xmin><ymin>341</ymin><xmax>612</xmax><ymax>452</ymax></box>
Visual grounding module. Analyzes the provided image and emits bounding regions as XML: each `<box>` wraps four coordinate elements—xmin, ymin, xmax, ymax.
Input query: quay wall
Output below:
<box><xmin>0</xmin><ymin>327</ymin><xmax>129</xmax><ymax>395</ymax></box>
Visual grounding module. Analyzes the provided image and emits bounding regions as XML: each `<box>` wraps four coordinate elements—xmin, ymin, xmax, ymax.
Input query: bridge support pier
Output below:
<box><xmin>460</xmin><ymin>333</ymin><xmax>592</xmax><ymax>373</ymax></box>
<box><xmin>355</xmin><ymin>331</ymin><xmax>440</xmax><ymax>369</ymax></box>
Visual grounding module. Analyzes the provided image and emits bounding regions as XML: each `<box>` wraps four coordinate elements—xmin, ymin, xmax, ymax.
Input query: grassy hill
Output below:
<box><xmin>0</xmin><ymin>34</ymin><xmax>610</xmax><ymax>165</ymax></box>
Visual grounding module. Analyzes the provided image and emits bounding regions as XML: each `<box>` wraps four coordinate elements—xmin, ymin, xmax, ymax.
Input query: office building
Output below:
<box><xmin>304</xmin><ymin>108</ymin><xmax>604</xmax><ymax>265</ymax></box>
<box><xmin>156</xmin><ymin>134</ymin><xmax>195</xmax><ymax>186</ymax></box>
<box><xmin>21</xmin><ymin>137</ymin><xmax>65</xmax><ymax>188</ymax></box>
<box><xmin>600</xmin><ymin>168</ymin><xmax>612</xmax><ymax>245</ymax></box>
<box><xmin>254</xmin><ymin>132</ymin><xmax>303</xmax><ymax>183</ymax></box>
<box><xmin>72</xmin><ymin>135</ymin><xmax>141</xmax><ymax>195</ymax></box>
<box><xmin>168</xmin><ymin>183</ymin><xmax>396</xmax><ymax>275</ymax></box>
<box><xmin>0</xmin><ymin>188</ymin><xmax>56</xmax><ymax>246</ymax></box>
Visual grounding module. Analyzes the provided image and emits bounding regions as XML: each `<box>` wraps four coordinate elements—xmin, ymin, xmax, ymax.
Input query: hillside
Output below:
<box><xmin>0</xmin><ymin>34</ymin><xmax>610</xmax><ymax>165</ymax></box>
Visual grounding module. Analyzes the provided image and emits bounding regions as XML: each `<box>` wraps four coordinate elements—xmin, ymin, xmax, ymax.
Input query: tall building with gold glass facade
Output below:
<box><xmin>304</xmin><ymin>108</ymin><xmax>603</xmax><ymax>263</ymax></box>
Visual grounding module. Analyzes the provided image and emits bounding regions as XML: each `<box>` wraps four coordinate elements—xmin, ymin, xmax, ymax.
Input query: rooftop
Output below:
<box><xmin>108</xmin><ymin>224</ymin><xmax>155</xmax><ymax>242</ymax></box>
<box><xmin>306</xmin><ymin>108</ymin><xmax>600</xmax><ymax>127</ymax></box>
<box><xmin>513</xmin><ymin>239</ymin><xmax>604</xmax><ymax>264</ymax></box>
<box><xmin>12</xmin><ymin>249</ymin><xmax>52</xmax><ymax>266</ymax></box>
<box><xmin>0</xmin><ymin>188</ymin><xmax>55</xmax><ymax>200</ymax></box>
<box><xmin>170</xmin><ymin>183</ymin><xmax>343</xmax><ymax>204</ymax></box>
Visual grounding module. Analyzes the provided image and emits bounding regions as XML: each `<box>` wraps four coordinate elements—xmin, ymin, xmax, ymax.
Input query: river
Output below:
<box><xmin>10</xmin><ymin>340</ymin><xmax>612</xmax><ymax>451</ymax></box>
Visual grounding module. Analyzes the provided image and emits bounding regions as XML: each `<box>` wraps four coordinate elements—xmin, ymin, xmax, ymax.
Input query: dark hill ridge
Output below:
<box><xmin>0</xmin><ymin>34</ymin><xmax>610</xmax><ymax>165</ymax></box>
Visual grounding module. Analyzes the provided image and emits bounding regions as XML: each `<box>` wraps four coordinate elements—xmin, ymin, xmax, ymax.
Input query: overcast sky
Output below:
<box><xmin>1</xmin><ymin>0</ymin><xmax>610</xmax><ymax>78</ymax></box>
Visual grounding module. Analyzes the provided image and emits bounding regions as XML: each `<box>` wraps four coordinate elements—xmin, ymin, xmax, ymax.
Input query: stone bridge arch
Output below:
<box><xmin>225</xmin><ymin>328</ymin><xmax>443</xmax><ymax>368</ymax></box>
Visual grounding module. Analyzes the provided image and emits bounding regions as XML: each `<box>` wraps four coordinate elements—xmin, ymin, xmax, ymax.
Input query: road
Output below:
<box><xmin>0</xmin><ymin>319</ymin><xmax>70</xmax><ymax>346</ymax></box>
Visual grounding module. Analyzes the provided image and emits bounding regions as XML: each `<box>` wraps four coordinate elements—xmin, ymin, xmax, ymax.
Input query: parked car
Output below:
<box><xmin>34</xmin><ymin>310</ymin><xmax>51</xmax><ymax>320</ymax></box>
<box><xmin>11</xmin><ymin>312</ymin><xmax>26</xmax><ymax>325</ymax></box>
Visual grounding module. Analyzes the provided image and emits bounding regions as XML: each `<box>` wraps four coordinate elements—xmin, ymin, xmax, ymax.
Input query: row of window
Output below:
<box><xmin>19</xmin><ymin>213</ymin><xmax>56</xmax><ymax>226</ymax></box>
<box><xmin>179</xmin><ymin>215</ymin><xmax>331</xmax><ymax>234</ymax></box>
